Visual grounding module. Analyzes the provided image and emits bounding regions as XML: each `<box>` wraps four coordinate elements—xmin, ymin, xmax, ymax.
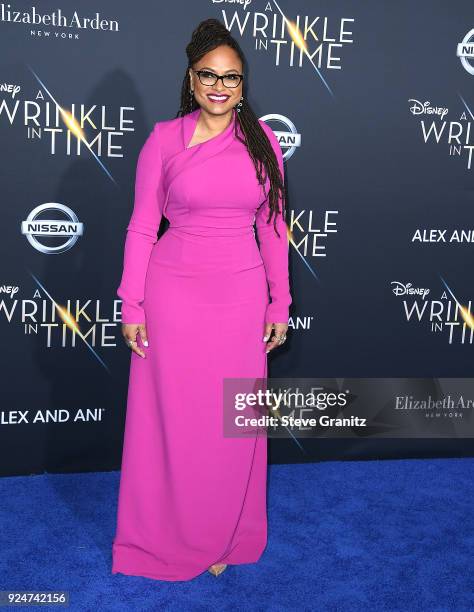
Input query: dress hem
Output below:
<box><xmin>111</xmin><ymin>548</ymin><xmax>267</xmax><ymax>582</ymax></box>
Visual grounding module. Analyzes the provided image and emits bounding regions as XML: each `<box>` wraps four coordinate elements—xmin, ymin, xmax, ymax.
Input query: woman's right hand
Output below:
<box><xmin>122</xmin><ymin>323</ymin><xmax>149</xmax><ymax>358</ymax></box>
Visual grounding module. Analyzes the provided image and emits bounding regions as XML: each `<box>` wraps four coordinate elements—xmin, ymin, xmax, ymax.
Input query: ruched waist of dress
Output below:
<box><xmin>165</xmin><ymin>208</ymin><xmax>256</xmax><ymax>239</ymax></box>
<box><xmin>151</xmin><ymin>214</ymin><xmax>264</xmax><ymax>273</ymax></box>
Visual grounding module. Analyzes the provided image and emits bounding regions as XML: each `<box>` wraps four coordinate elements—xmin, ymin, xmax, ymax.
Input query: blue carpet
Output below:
<box><xmin>0</xmin><ymin>459</ymin><xmax>473</xmax><ymax>611</ymax></box>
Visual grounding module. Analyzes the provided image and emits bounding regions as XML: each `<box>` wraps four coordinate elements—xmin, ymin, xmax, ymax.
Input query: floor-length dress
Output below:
<box><xmin>112</xmin><ymin>106</ymin><xmax>291</xmax><ymax>581</ymax></box>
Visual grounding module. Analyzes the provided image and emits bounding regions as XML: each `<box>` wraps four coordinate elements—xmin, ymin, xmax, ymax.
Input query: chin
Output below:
<box><xmin>209</xmin><ymin>106</ymin><xmax>232</xmax><ymax>114</ymax></box>
<box><xmin>200</xmin><ymin>100</ymin><xmax>235</xmax><ymax>114</ymax></box>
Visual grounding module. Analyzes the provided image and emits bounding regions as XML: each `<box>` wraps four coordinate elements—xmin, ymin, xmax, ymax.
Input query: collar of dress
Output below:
<box><xmin>182</xmin><ymin>106</ymin><xmax>238</xmax><ymax>151</ymax></box>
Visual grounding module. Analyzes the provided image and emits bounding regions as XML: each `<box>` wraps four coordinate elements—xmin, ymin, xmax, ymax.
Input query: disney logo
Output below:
<box><xmin>0</xmin><ymin>285</ymin><xmax>19</xmax><ymax>299</ymax></box>
<box><xmin>391</xmin><ymin>281</ymin><xmax>430</xmax><ymax>300</ymax></box>
<box><xmin>212</xmin><ymin>0</ymin><xmax>252</xmax><ymax>10</ymax></box>
<box><xmin>0</xmin><ymin>83</ymin><xmax>21</xmax><ymax>99</ymax></box>
<box><xmin>408</xmin><ymin>99</ymin><xmax>448</xmax><ymax>120</ymax></box>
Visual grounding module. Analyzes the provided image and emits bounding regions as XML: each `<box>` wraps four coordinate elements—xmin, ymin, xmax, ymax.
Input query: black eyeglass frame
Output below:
<box><xmin>192</xmin><ymin>69</ymin><xmax>244</xmax><ymax>88</ymax></box>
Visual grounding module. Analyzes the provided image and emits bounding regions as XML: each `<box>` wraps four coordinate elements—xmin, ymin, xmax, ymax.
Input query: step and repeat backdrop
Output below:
<box><xmin>1</xmin><ymin>1</ymin><xmax>474</xmax><ymax>476</ymax></box>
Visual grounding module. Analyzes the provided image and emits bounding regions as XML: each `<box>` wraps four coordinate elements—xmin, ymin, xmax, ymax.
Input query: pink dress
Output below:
<box><xmin>112</xmin><ymin>106</ymin><xmax>291</xmax><ymax>581</ymax></box>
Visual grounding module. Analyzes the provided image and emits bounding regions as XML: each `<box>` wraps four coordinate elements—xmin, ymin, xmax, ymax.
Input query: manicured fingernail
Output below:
<box><xmin>143</xmin><ymin>340</ymin><xmax>148</xmax><ymax>347</ymax></box>
<box><xmin>263</xmin><ymin>335</ymin><xmax>269</xmax><ymax>341</ymax></box>
<box><xmin>265</xmin><ymin>349</ymin><xmax>270</xmax><ymax>353</ymax></box>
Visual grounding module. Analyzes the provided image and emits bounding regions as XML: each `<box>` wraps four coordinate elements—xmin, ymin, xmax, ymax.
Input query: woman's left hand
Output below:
<box><xmin>263</xmin><ymin>322</ymin><xmax>288</xmax><ymax>353</ymax></box>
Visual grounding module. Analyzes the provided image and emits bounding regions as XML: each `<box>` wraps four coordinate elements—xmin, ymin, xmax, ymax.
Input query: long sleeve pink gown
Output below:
<box><xmin>112</xmin><ymin>106</ymin><xmax>291</xmax><ymax>581</ymax></box>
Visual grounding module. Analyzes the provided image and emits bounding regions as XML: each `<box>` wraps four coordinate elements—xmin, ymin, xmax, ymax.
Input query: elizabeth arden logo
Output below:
<box><xmin>0</xmin><ymin>4</ymin><xmax>119</xmax><ymax>37</ymax></box>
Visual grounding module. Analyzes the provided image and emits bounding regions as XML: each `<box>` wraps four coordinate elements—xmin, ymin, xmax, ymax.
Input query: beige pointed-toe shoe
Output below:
<box><xmin>208</xmin><ymin>563</ymin><xmax>228</xmax><ymax>576</ymax></box>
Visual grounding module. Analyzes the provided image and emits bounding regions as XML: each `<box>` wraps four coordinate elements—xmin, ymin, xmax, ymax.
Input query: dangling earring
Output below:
<box><xmin>236</xmin><ymin>96</ymin><xmax>243</xmax><ymax>112</ymax></box>
<box><xmin>189</xmin><ymin>87</ymin><xmax>194</xmax><ymax>108</ymax></box>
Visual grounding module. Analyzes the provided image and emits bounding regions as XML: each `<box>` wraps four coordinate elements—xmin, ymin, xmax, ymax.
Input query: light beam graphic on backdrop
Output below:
<box><xmin>458</xmin><ymin>92</ymin><xmax>474</xmax><ymax>120</ymax></box>
<box><xmin>28</xmin><ymin>270</ymin><xmax>112</xmax><ymax>374</ymax></box>
<box><xmin>269</xmin><ymin>402</ymin><xmax>307</xmax><ymax>454</ymax></box>
<box><xmin>27</xmin><ymin>65</ymin><xmax>118</xmax><ymax>185</ymax></box>
<box><xmin>439</xmin><ymin>275</ymin><xmax>474</xmax><ymax>331</ymax></box>
<box><xmin>272</xmin><ymin>0</ymin><xmax>335</xmax><ymax>99</ymax></box>
<box><xmin>286</xmin><ymin>224</ymin><xmax>320</xmax><ymax>281</ymax></box>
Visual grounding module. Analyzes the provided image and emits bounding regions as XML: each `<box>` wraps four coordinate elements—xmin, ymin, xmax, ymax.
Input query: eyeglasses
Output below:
<box><xmin>192</xmin><ymin>69</ymin><xmax>243</xmax><ymax>89</ymax></box>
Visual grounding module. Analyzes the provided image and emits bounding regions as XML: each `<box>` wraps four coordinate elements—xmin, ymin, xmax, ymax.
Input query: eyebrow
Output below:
<box><xmin>199</xmin><ymin>66</ymin><xmax>240</xmax><ymax>73</ymax></box>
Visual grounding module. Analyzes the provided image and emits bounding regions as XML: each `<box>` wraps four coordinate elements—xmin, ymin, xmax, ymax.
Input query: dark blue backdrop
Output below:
<box><xmin>1</xmin><ymin>1</ymin><xmax>473</xmax><ymax>475</ymax></box>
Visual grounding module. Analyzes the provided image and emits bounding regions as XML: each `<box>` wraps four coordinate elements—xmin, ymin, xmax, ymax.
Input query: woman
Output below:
<box><xmin>112</xmin><ymin>18</ymin><xmax>291</xmax><ymax>581</ymax></box>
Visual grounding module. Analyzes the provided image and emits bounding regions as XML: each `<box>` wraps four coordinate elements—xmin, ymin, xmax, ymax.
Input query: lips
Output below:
<box><xmin>207</xmin><ymin>94</ymin><xmax>230</xmax><ymax>103</ymax></box>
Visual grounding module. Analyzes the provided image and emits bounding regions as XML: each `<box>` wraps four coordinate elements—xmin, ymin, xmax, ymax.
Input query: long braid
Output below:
<box><xmin>176</xmin><ymin>18</ymin><xmax>286</xmax><ymax>237</ymax></box>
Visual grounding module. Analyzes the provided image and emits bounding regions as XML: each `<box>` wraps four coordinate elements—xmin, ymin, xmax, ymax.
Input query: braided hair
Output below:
<box><xmin>176</xmin><ymin>18</ymin><xmax>286</xmax><ymax>237</ymax></box>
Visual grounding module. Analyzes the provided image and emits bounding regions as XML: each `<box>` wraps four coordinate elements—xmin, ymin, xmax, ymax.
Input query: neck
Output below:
<box><xmin>197</xmin><ymin>107</ymin><xmax>234</xmax><ymax>134</ymax></box>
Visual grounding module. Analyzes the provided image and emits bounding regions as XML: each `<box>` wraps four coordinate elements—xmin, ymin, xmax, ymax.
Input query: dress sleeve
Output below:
<box><xmin>117</xmin><ymin>122</ymin><xmax>164</xmax><ymax>324</ymax></box>
<box><xmin>255</xmin><ymin>121</ymin><xmax>292</xmax><ymax>324</ymax></box>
